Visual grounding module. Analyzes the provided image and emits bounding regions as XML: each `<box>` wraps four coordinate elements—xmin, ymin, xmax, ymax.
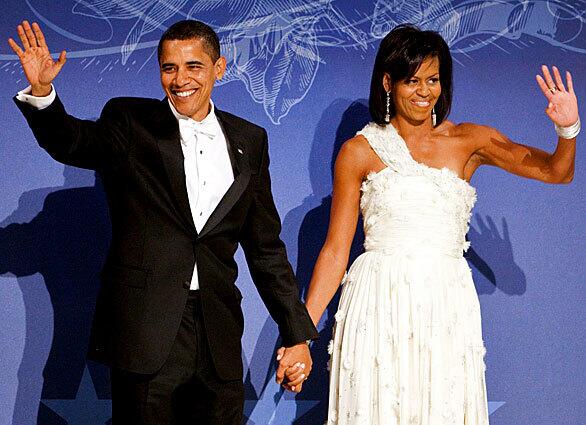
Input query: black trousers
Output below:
<box><xmin>111</xmin><ymin>291</ymin><xmax>244</xmax><ymax>425</ymax></box>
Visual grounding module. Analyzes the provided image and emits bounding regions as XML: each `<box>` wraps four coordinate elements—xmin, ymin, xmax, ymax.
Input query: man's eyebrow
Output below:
<box><xmin>161</xmin><ymin>60</ymin><xmax>206</xmax><ymax>68</ymax></box>
<box><xmin>186</xmin><ymin>60</ymin><xmax>205</xmax><ymax>66</ymax></box>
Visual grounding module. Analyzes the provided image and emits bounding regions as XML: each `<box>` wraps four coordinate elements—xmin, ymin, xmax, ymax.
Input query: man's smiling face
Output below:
<box><xmin>159</xmin><ymin>38</ymin><xmax>226</xmax><ymax>122</ymax></box>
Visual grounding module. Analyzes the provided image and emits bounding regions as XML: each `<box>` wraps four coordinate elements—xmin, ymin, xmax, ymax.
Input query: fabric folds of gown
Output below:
<box><xmin>327</xmin><ymin>123</ymin><xmax>489</xmax><ymax>425</ymax></box>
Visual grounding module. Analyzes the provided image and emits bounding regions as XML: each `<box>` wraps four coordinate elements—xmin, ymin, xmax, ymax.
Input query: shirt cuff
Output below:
<box><xmin>15</xmin><ymin>84</ymin><xmax>56</xmax><ymax>109</ymax></box>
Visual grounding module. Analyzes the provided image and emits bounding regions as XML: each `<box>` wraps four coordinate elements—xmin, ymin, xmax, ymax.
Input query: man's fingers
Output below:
<box><xmin>52</xmin><ymin>50</ymin><xmax>67</xmax><ymax>79</ymax></box>
<box><xmin>32</xmin><ymin>22</ymin><xmax>46</xmax><ymax>49</ymax></box>
<box><xmin>56</xmin><ymin>50</ymin><xmax>67</xmax><ymax>67</ymax></box>
<box><xmin>286</xmin><ymin>372</ymin><xmax>306</xmax><ymax>387</ymax></box>
<box><xmin>22</xmin><ymin>21</ymin><xmax>38</xmax><ymax>48</ymax></box>
<box><xmin>8</xmin><ymin>38</ymin><xmax>24</xmax><ymax>57</ymax></box>
<box><xmin>284</xmin><ymin>382</ymin><xmax>303</xmax><ymax>393</ymax></box>
<box><xmin>275</xmin><ymin>362</ymin><xmax>287</xmax><ymax>384</ymax></box>
<box><xmin>17</xmin><ymin>24</ymin><xmax>30</xmax><ymax>49</ymax></box>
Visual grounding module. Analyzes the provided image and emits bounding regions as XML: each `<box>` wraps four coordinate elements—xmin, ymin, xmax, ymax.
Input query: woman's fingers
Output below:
<box><xmin>276</xmin><ymin>347</ymin><xmax>285</xmax><ymax>361</ymax></box>
<box><xmin>285</xmin><ymin>363</ymin><xmax>306</xmax><ymax>381</ymax></box>
<box><xmin>566</xmin><ymin>71</ymin><xmax>574</xmax><ymax>94</ymax></box>
<box><xmin>283</xmin><ymin>361</ymin><xmax>311</xmax><ymax>392</ymax></box>
<box><xmin>283</xmin><ymin>367</ymin><xmax>307</xmax><ymax>392</ymax></box>
<box><xmin>552</xmin><ymin>66</ymin><xmax>566</xmax><ymax>92</ymax></box>
<box><xmin>534</xmin><ymin>66</ymin><xmax>577</xmax><ymax>126</ymax></box>
<box><xmin>541</xmin><ymin>65</ymin><xmax>556</xmax><ymax>91</ymax></box>
<box><xmin>536</xmin><ymin>75</ymin><xmax>553</xmax><ymax>99</ymax></box>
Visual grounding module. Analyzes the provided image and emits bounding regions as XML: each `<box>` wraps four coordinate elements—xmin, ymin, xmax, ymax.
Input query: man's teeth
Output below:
<box><xmin>175</xmin><ymin>90</ymin><xmax>195</xmax><ymax>98</ymax></box>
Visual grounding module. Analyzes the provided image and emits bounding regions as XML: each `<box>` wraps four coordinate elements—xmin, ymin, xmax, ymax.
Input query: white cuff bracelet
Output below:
<box><xmin>555</xmin><ymin>117</ymin><xmax>581</xmax><ymax>139</ymax></box>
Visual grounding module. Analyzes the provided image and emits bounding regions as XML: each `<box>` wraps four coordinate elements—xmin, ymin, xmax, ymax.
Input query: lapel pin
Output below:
<box><xmin>237</xmin><ymin>148</ymin><xmax>244</xmax><ymax>155</ymax></box>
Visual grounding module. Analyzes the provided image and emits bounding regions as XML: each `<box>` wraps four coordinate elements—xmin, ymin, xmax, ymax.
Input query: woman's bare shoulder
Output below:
<box><xmin>336</xmin><ymin>134</ymin><xmax>380</xmax><ymax>177</ymax></box>
<box><xmin>448</xmin><ymin>121</ymin><xmax>494</xmax><ymax>138</ymax></box>
<box><xmin>338</xmin><ymin>134</ymin><xmax>373</xmax><ymax>161</ymax></box>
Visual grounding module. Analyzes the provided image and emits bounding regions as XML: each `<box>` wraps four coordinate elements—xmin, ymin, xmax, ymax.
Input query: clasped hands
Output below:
<box><xmin>275</xmin><ymin>342</ymin><xmax>312</xmax><ymax>393</ymax></box>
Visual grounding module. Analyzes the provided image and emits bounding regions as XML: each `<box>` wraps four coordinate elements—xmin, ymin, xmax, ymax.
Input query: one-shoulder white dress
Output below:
<box><xmin>327</xmin><ymin>123</ymin><xmax>489</xmax><ymax>424</ymax></box>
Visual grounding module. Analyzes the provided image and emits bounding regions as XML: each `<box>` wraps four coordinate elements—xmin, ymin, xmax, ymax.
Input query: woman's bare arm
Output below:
<box><xmin>471</xmin><ymin>66</ymin><xmax>578</xmax><ymax>183</ymax></box>
<box><xmin>304</xmin><ymin>136</ymin><xmax>371</xmax><ymax>326</ymax></box>
<box><xmin>470</xmin><ymin>125</ymin><xmax>575</xmax><ymax>183</ymax></box>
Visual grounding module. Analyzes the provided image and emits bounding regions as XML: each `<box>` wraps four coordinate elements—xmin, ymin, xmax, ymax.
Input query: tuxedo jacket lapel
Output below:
<box><xmin>198</xmin><ymin>109</ymin><xmax>251</xmax><ymax>238</ymax></box>
<box><xmin>150</xmin><ymin>101</ymin><xmax>250</xmax><ymax>239</ymax></box>
<box><xmin>151</xmin><ymin>99</ymin><xmax>197</xmax><ymax>233</ymax></box>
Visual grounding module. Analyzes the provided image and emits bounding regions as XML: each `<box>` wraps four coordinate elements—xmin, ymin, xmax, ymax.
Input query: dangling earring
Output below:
<box><xmin>432</xmin><ymin>107</ymin><xmax>437</xmax><ymax>127</ymax></box>
<box><xmin>384</xmin><ymin>91</ymin><xmax>391</xmax><ymax>123</ymax></box>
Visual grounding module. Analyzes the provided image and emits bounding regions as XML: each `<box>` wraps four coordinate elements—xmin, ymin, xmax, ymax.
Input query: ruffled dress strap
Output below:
<box><xmin>357</xmin><ymin>122</ymin><xmax>411</xmax><ymax>173</ymax></box>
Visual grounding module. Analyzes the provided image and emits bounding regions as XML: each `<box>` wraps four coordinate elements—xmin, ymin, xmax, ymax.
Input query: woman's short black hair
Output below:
<box><xmin>369</xmin><ymin>24</ymin><xmax>453</xmax><ymax>126</ymax></box>
<box><xmin>157</xmin><ymin>20</ymin><xmax>220</xmax><ymax>63</ymax></box>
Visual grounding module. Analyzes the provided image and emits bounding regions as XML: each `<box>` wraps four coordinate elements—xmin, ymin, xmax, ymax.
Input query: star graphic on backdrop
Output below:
<box><xmin>40</xmin><ymin>365</ymin><xmax>505</xmax><ymax>423</ymax></box>
<box><xmin>489</xmin><ymin>401</ymin><xmax>506</xmax><ymax>415</ymax></box>
<box><xmin>244</xmin><ymin>373</ymin><xmax>319</xmax><ymax>425</ymax></box>
<box><xmin>42</xmin><ymin>366</ymin><xmax>112</xmax><ymax>425</ymax></box>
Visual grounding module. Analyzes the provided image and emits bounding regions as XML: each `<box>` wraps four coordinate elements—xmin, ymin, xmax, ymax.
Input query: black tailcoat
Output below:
<box><xmin>15</xmin><ymin>96</ymin><xmax>318</xmax><ymax>381</ymax></box>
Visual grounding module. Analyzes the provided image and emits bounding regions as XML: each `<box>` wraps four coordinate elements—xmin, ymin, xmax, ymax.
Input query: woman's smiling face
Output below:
<box><xmin>386</xmin><ymin>56</ymin><xmax>441</xmax><ymax>125</ymax></box>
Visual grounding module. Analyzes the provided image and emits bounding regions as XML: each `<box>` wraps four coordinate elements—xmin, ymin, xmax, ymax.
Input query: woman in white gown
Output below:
<box><xmin>281</xmin><ymin>25</ymin><xmax>579</xmax><ymax>424</ymax></box>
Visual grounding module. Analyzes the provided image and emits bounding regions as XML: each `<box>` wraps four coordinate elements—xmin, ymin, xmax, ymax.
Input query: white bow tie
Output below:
<box><xmin>179</xmin><ymin>118</ymin><xmax>217</xmax><ymax>140</ymax></box>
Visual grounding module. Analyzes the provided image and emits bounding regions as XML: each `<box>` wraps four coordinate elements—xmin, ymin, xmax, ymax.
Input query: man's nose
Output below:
<box><xmin>175</xmin><ymin>68</ymin><xmax>190</xmax><ymax>86</ymax></box>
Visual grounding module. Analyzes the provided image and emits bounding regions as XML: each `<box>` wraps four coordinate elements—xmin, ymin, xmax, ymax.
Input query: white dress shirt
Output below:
<box><xmin>16</xmin><ymin>84</ymin><xmax>56</xmax><ymax>108</ymax></box>
<box><xmin>16</xmin><ymin>85</ymin><xmax>235</xmax><ymax>290</ymax></box>
<box><xmin>169</xmin><ymin>100</ymin><xmax>234</xmax><ymax>289</ymax></box>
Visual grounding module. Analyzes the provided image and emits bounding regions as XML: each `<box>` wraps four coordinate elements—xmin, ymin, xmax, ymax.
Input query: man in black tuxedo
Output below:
<box><xmin>9</xmin><ymin>19</ymin><xmax>317</xmax><ymax>424</ymax></box>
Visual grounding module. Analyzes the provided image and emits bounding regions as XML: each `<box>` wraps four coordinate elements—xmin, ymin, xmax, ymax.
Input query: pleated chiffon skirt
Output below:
<box><xmin>327</xmin><ymin>251</ymin><xmax>489</xmax><ymax>425</ymax></box>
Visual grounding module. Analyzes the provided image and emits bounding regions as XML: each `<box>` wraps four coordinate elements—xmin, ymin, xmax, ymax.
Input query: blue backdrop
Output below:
<box><xmin>0</xmin><ymin>1</ymin><xmax>584</xmax><ymax>424</ymax></box>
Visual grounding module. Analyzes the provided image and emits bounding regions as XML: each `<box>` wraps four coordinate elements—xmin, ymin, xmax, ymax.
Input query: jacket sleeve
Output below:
<box><xmin>14</xmin><ymin>94</ymin><xmax>131</xmax><ymax>170</ymax></box>
<box><xmin>240</xmin><ymin>129</ymin><xmax>318</xmax><ymax>346</ymax></box>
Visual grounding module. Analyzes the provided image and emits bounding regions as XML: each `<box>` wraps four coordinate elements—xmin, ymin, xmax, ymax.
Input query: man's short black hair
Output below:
<box><xmin>157</xmin><ymin>20</ymin><xmax>221</xmax><ymax>63</ymax></box>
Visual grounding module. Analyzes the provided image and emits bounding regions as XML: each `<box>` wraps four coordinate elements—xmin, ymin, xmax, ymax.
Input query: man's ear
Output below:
<box><xmin>215</xmin><ymin>56</ymin><xmax>227</xmax><ymax>81</ymax></box>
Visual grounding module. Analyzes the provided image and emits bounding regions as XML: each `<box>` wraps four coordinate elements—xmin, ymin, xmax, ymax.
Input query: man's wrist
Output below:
<box><xmin>16</xmin><ymin>84</ymin><xmax>56</xmax><ymax>110</ymax></box>
<box><xmin>31</xmin><ymin>84</ymin><xmax>52</xmax><ymax>97</ymax></box>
